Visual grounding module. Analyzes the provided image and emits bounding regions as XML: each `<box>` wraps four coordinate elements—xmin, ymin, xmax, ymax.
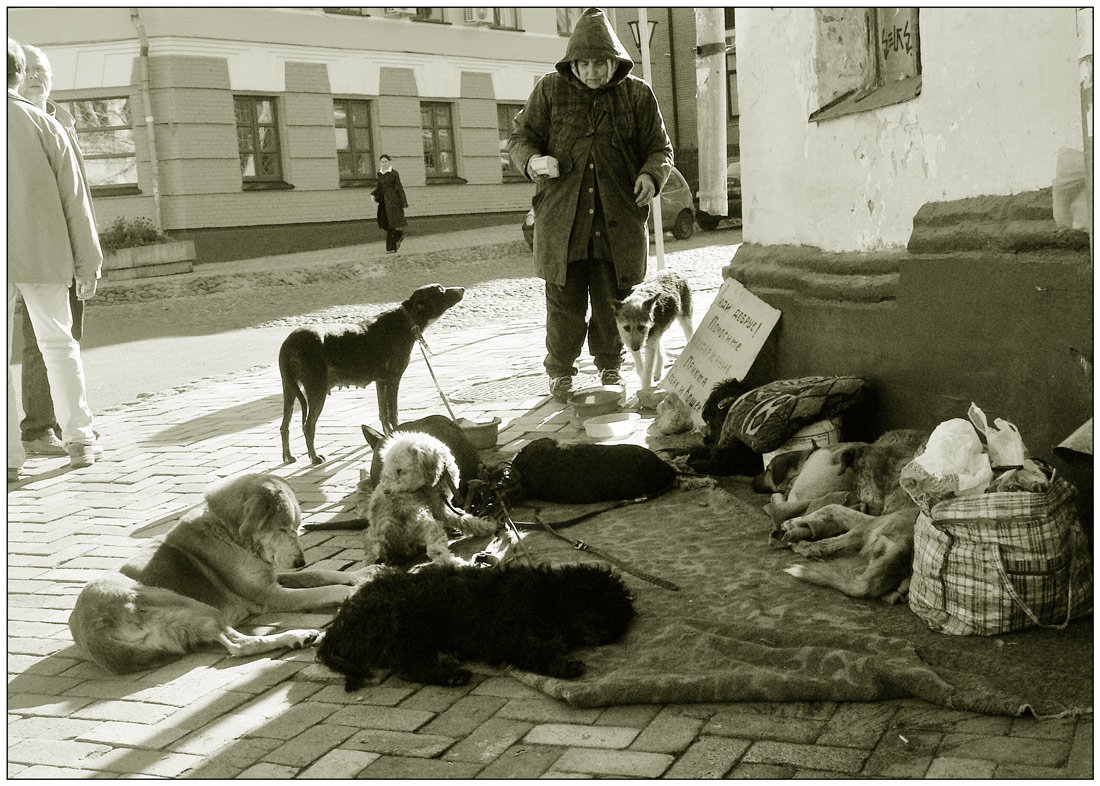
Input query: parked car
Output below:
<box><xmin>696</xmin><ymin>158</ymin><xmax>742</xmax><ymax>231</ymax></box>
<box><xmin>522</xmin><ymin>165</ymin><xmax>696</xmax><ymax>249</ymax></box>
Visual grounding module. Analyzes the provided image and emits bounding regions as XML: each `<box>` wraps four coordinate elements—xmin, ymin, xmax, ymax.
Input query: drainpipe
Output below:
<box><xmin>130</xmin><ymin>7</ymin><xmax>164</xmax><ymax>232</ymax></box>
<box><xmin>666</xmin><ymin>7</ymin><xmax>680</xmax><ymax>152</ymax></box>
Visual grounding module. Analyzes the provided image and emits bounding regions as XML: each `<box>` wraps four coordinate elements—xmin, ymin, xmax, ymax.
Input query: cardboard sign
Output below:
<box><xmin>662</xmin><ymin>278</ymin><xmax>780</xmax><ymax>425</ymax></box>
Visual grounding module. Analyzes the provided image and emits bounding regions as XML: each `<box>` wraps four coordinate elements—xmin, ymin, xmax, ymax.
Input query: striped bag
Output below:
<box><xmin>909</xmin><ymin>471</ymin><xmax>1092</xmax><ymax>636</ymax></box>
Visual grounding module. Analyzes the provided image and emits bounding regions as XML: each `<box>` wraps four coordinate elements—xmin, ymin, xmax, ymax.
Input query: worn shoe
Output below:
<box><xmin>600</xmin><ymin>367</ymin><xmax>625</xmax><ymax>388</ymax></box>
<box><xmin>23</xmin><ymin>432</ymin><xmax>68</xmax><ymax>456</ymax></box>
<box><xmin>67</xmin><ymin>443</ymin><xmax>102</xmax><ymax>469</ymax></box>
<box><xmin>548</xmin><ymin>375</ymin><xmax>574</xmax><ymax>403</ymax></box>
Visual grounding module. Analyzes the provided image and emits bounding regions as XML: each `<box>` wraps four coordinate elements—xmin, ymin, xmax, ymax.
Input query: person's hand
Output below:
<box><xmin>527</xmin><ymin>155</ymin><xmax>559</xmax><ymax>181</ymax></box>
<box><xmin>634</xmin><ymin>173</ymin><xmax>657</xmax><ymax>206</ymax></box>
<box><xmin>75</xmin><ymin>278</ymin><xmax>97</xmax><ymax>300</ymax></box>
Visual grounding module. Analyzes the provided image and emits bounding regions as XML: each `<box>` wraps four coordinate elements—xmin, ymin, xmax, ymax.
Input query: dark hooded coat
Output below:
<box><xmin>509</xmin><ymin>8</ymin><xmax>673</xmax><ymax>288</ymax></box>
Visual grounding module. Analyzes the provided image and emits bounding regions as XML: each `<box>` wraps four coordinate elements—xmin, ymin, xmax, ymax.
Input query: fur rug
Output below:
<box><xmin>498</xmin><ymin>481</ymin><xmax>1093</xmax><ymax>718</ymax></box>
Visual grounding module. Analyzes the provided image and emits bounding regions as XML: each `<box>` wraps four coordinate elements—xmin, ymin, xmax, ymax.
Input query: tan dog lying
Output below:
<box><xmin>782</xmin><ymin>505</ymin><xmax>919</xmax><ymax>603</ymax></box>
<box><xmin>69</xmin><ymin>474</ymin><xmax>367</xmax><ymax>674</ymax></box>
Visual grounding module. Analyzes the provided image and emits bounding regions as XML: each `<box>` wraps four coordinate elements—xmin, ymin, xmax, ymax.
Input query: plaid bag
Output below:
<box><xmin>909</xmin><ymin>470</ymin><xmax>1092</xmax><ymax>636</ymax></box>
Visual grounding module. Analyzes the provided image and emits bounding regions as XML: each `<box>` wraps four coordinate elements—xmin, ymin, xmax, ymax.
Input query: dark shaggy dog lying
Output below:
<box><xmin>317</xmin><ymin>563</ymin><xmax>635</xmax><ymax>690</ymax></box>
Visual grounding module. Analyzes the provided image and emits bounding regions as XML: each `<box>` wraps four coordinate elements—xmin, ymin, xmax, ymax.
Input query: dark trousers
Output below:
<box><xmin>385</xmin><ymin>228</ymin><xmax>404</xmax><ymax>252</ymax></box>
<box><xmin>543</xmin><ymin>258</ymin><xmax>629</xmax><ymax>379</ymax></box>
<box><xmin>21</xmin><ymin>284</ymin><xmax>83</xmax><ymax>441</ymax></box>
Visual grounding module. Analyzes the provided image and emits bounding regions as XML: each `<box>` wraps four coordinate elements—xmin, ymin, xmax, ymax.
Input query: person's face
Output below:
<box><xmin>19</xmin><ymin>48</ymin><xmax>50</xmax><ymax>109</ymax></box>
<box><xmin>379</xmin><ymin>156</ymin><xmax>391</xmax><ymax>169</ymax></box>
<box><xmin>575</xmin><ymin>59</ymin><xmax>610</xmax><ymax>90</ymax></box>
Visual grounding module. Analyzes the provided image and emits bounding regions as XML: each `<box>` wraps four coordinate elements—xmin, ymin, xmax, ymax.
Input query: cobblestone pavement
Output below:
<box><xmin>7</xmin><ymin>229</ymin><xmax>1093</xmax><ymax>778</ymax></box>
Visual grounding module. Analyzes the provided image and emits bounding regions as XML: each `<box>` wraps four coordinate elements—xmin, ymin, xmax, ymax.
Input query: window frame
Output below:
<box><xmin>493</xmin><ymin>8</ymin><xmax>520</xmax><ymax>30</ymax></box>
<box><xmin>413</xmin><ymin>8</ymin><xmax>445</xmax><ymax>23</ymax></box>
<box><xmin>234</xmin><ymin>94</ymin><xmax>291</xmax><ymax>190</ymax></box>
<box><xmin>725</xmin><ymin>37</ymin><xmax>738</xmax><ymax>122</ymax></box>
<box><xmin>58</xmin><ymin>95</ymin><xmax>140</xmax><ymax>196</ymax></box>
<box><xmin>333</xmin><ymin>97</ymin><xmax>376</xmax><ymax>188</ymax></box>
<box><xmin>809</xmin><ymin>8</ymin><xmax>922</xmax><ymax>124</ymax></box>
<box><xmin>556</xmin><ymin>8</ymin><xmax>583</xmax><ymax>36</ymax></box>
<box><xmin>420</xmin><ymin>101</ymin><xmax>463</xmax><ymax>183</ymax></box>
<box><xmin>497</xmin><ymin>102</ymin><xmax>526</xmax><ymax>182</ymax></box>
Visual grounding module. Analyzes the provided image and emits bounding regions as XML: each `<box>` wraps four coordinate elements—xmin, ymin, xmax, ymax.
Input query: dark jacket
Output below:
<box><xmin>372</xmin><ymin>169</ymin><xmax>407</xmax><ymax>230</ymax></box>
<box><xmin>509</xmin><ymin>7</ymin><xmax>673</xmax><ymax>288</ymax></box>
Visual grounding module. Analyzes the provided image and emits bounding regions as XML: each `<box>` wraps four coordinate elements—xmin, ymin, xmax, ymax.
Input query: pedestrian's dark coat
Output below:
<box><xmin>508</xmin><ymin>7</ymin><xmax>673</xmax><ymax>288</ymax></box>
<box><xmin>372</xmin><ymin>168</ymin><xmax>408</xmax><ymax>230</ymax></box>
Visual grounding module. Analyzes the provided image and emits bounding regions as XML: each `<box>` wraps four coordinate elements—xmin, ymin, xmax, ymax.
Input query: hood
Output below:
<box><xmin>556</xmin><ymin>7</ymin><xmax>633</xmax><ymax>88</ymax></box>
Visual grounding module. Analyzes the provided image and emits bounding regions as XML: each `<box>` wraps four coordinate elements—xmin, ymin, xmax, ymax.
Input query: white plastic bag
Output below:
<box><xmin>900</xmin><ymin>418</ymin><xmax>994</xmax><ymax>513</ymax></box>
<box><xmin>967</xmin><ymin>403</ymin><xmax>1027</xmax><ymax>469</ymax></box>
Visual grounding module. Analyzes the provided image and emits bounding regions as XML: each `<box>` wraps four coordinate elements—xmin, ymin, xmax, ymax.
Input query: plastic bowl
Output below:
<box><xmin>568</xmin><ymin>388</ymin><xmax>622</xmax><ymax>419</ymax></box>
<box><xmin>455</xmin><ymin>416</ymin><xmax>501</xmax><ymax>449</ymax></box>
<box><xmin>584</xmin><ymin>412</ymin><xmax>640</xmax><ymax>439</ymax></box>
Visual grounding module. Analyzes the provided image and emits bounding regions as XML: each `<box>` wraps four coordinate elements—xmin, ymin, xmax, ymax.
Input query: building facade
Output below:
<box><xmin>7</xmin><ymin>7</ymin><xmax>610</xmax><ymax>261</ymax></box>
<box><xmin>725</xmin><ymin>8</ymin><xmax>1092</xmax><ymax>513</ymax></box>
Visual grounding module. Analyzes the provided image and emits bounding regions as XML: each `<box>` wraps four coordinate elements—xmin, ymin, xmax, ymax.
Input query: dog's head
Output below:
<box><xmin>205</xmin><ymin>473</ymin><xmax>306</xmax><ymax>569</ymax></box>
<box><xmin>700</xmin><ymin>378</ymin><xmax>753</xmax><ymax>443</ymax></box>
<box><xmin>378</xmin><ymin>432</ymin><xmax>460</xmax><ymax>495</ymax></box>
<box><xmin>611</xmin><ymin>296</ymin><xmax>658</xmax><ymax>352</ymax></box>
<box><xmin>402</xmin><ymin>284</ymin><xmax>464</xmax><ymax>330</ymax></box>
<box><xmin>558</xmin><ymin>565</ymin><xmax>636</xmax><ymax>646</ymax></box>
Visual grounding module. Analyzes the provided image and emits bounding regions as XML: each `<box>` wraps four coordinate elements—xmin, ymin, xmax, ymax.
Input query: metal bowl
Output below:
<box><xmin>568</xmin><ymin>388</ymin><xmax>622</xmax><ymax>420</ymax></box>
<box><xmin>455</xmin><ymin>416</ymin><xmax>501</xmax><ymax>450</ymax></box>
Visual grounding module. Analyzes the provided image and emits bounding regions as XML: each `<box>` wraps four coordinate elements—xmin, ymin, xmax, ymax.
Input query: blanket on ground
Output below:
<box><xmin>500</xmin><ymin>482</ymin><xmax>1092</xmax><ymax>718</ymax></box>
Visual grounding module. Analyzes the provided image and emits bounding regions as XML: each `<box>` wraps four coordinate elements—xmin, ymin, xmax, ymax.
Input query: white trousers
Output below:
<box><xmin>7</xmin><ymin>282</ymin><xmax>95</xmax><ymax>469</ymax></box>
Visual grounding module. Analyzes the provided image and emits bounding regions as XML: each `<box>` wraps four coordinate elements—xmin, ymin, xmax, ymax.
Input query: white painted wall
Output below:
<box><xmin>737</xmin><ymin>8</ymin><xmax>1083</xmax><ymax>252</ymax></box>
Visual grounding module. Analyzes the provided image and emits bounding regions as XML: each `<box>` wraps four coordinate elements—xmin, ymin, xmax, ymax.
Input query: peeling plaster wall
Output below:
<box><xmin>738</xmin><ymin>8</ymin><xmax>1083</xmax><ymax>252</ymax></box>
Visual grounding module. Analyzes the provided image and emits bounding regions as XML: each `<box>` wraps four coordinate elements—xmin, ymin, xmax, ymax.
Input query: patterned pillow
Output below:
<box><xmin>720</xmin><ymin>376</ymin><xmax>866</xmax><ymax>453</ymax></box>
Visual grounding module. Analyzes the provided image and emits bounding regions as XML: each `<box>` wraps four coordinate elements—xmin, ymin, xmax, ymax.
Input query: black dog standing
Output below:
<box><xmin>372</xmin><ymin>154</ymin><xmax>407</xmax><ymax>253</ymax></box>
<box><xmin>279</xmin><ymin>284</ymin><xmax>464</xmax><ymax>464</ymax></box>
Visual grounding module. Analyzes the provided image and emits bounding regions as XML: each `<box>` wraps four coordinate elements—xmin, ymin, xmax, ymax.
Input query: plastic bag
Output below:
<box><xmin>967</xmin><ymin>403</ymin><xmax>1027</xmax><ymax>469</ymax></box>
<box><xmin>900</xmin><ymin>418</ymin><xmax>993</xmax><ymax>514</ymax></box>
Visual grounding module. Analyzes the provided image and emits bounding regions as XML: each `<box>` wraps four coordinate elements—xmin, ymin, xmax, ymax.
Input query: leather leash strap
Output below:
<box><xmin>533</xmin><ymin>512</ymin><xmax>681</xmax><ymax>592</ymax></box>
<box><xmin>404</xmin><ymin>309</ymin><xmax>458</xmax><ymax>422</ymax></box>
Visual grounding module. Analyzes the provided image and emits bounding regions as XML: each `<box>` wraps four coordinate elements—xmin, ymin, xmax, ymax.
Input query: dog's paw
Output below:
<box><xmin>444</xmin><ymin>668</ymin><xmax>472</xmax><ymax>687</ymax></box>
<box><xmin>784</xmin><ymin>565</ymin><xmax>806</xmax><ymax>579</ymax></box>
<box><xmin>310</xmin><ymin>454</ymin><xmax>326</xmax><ymax>465</ymax></box>
<box><xmin>289</xmin><ymin>628</ymin><xmax>324</xmax><ymax>649</ymax></box>
<box><xmin>790</xmin><ymin>541</ymin><xmax>823</xmax><ymax>558</ymax></box>
<box><xmin>460</xmin><ymin>515</ymin><xmax>498</xmax><ymax>536</ymax></box>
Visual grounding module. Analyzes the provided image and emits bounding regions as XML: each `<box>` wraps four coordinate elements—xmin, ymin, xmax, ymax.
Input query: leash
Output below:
<box><xmin>531</xmin><ymin>511</ymin><xmax>681</xmax><ymax>592</ymax></box>
<box><xmin>404</xmin><ymin>308</ymin><xmax>459</xmax><ymax>422</ymax></box>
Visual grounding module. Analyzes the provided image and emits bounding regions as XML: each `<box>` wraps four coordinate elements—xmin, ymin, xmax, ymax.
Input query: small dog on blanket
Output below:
<box><xmin>316</xmin><ymin>563</ymin><xmax>636</xmax><ymax>690</ymax></box>
<box><xmin>364</xmin><ymin>431</ymin><xmax>497</xmax><ymax>566</ymax></box>
<box><xmin>68</xmin><ymin>474</ymin><xmax>364</xmax><ymax>674</ymax></box>
<box><xmin>279</xmin><ymin>283</ymin><xmax>465</xmax><ymax>464</ymax></box>
<box><xmin>612</xmin><ymin>270</ymin><xmax>693</xmax><ymax>391</ymax></box>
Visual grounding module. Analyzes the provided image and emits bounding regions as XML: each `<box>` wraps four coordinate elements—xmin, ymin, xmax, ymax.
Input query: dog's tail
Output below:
<box><xmin>784</xmin><ymin>562</ymin><xmax>904</xmax><ymax>601</ymax></box>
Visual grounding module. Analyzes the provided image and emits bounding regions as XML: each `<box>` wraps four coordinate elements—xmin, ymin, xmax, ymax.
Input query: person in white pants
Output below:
<box><xmin>7</xmin><ymin>38</ymin><xmax>102</xmax><ymax>480</ymax></box>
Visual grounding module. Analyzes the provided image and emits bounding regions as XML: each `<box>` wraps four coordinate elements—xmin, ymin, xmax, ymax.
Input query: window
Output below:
<box><xmin>333</xmin><ymin>99</ymin><xmax>374</xmax><ymax>186</ymax></box>
<box><xmin>725</xmin><ymin>37</ymin><xmax>738</xmax><ymax>121</ymax></box>
<box><xmin>234</xmin><ymin>96</ymin><xmax>284</xmax><ymax>186</ymax></box>
<box><xmin>497</xmin><ymin>103</ymin><xmax>524</xmax><ymax>180</ymax></box>
<box><xmin>61</xmin><ymin>97</ymin><xmax>137</xmax><ymax>194</ymax></box>
<box><xmin>323</xmin><ymin>8</ymin><xmax>370</xmax><ymax>16</ymax></box>
<box><xmin>556</xmin><ymin>8</ymin><xmax>583</xmax><ymax>36</ymax></box>
<box><xmin>421</xmin><ymin>102</ymin><xmax>456</xmax><ymax>179</ymax></box>
<box><xmin>493</xmin><ymin>8</ymin><xmax>519</xmax><ymax>30</ymax></box>
<box><xmin>810</xmin><ymin>8</ymin><xmax>921</xmax><ymax>122</ymax></box>
<box><xmin>414</xmin><ymin>8</ymin><xmax>444</xmax><ymax>23</ymax></box>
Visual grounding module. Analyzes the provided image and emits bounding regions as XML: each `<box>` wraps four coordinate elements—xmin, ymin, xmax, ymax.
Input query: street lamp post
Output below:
<box><xmin>628</xmin><ymin>10</ymin><xmax>665</xmax><ymax>269</ymax></box>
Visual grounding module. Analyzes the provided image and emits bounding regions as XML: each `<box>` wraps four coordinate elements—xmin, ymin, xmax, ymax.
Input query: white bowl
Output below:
<box><xmin>584</xmin><ymin>412</ymin><xmax>640</xmax><ymax>439</ymax></box>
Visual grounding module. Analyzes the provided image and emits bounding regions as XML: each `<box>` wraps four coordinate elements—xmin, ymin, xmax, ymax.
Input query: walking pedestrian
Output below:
<box><xmin>7</xmin><ymin>37</ymin><xmax>103</xmax><ymax>479</ymax></box>
<box><xmin>18</xmin><ymin>44</ymin><xmax>90</xmax><ymax>457</ymax></box>
<box><xmin>372</xmin><ymin>154</ymin><xmax>408</xmax><ymax>253</ymax></box>
<box><xmin>509</xmin><ymin>7</ymin><xmax>673</xmax><ymax>402</ymax></box>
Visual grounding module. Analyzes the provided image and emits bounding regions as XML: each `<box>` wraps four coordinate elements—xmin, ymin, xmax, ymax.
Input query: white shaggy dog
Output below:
<box><xmin>364</xmin><ymin>431</ymin><xmax>497</xmax><ymax>566</ymax></box>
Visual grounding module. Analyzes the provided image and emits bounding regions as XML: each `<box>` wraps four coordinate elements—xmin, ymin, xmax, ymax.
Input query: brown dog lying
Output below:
<box><xmin>782</xmin><ymin>505</ymin><xmax>919</xmax><ymax>603</ymax></box>
<box><xmin>279</xmin><ymin>284</ymin><xmax>465</xmax><ymax>464</ymax></box>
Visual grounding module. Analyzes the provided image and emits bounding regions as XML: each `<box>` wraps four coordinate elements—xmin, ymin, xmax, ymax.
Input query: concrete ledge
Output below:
<box><xmin>723</xmin><ymin>243</ymin><xmax>903</xmax><ymax>303</ymax></box>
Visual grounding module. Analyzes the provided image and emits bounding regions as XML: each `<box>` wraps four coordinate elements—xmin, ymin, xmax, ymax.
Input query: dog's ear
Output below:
<box><xmin>238</xmin><ymin>478</ymin><xmax>301</xmax><ymax>544</ymax></box>
<box><xmin>767</xmin><ymin>449</ymin><xmax>812</xmax><ymax>488</ymax></box>
<box><xmin>832</xmin><ymin>444</ymin><xmax>865</xmax><ymax>476</ymax></box>
<box><xmin>610</xmin><ymin>298</ymin><xmax>624</xmax><ymax>313</ymax></box>
<box><xmin>421</xmin><ymin>445</ymin><xmax>450</xmax><ymax>490</ymax></box>
<box><xmin>643</xmin><ymin>294</ymin><xmax>660</xmax><ymax>313</ymax></box>
<box><xmin>362</xmin><ymin>424</ymin><xmax>385</xmax><ymax>451</ymax></box>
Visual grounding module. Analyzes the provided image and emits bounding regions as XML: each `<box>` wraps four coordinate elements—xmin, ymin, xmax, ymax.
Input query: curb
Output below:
<box><xmin>95</xmin><ymin>238</ymin><xmax>530</xmax><ymax>304</ymax></box>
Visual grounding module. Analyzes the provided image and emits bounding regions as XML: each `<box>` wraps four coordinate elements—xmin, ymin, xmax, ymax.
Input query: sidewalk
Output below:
<box><xmin>7</xmin><ymin>237</ymin><xmax>1092</xmax><ymax>778</ymax></box>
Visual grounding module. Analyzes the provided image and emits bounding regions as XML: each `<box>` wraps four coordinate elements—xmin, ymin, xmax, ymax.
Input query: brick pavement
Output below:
<box><xmin>7</xmin><ymin>236</ymin><xmax>1093</xmax><ymax>778</ymax></box>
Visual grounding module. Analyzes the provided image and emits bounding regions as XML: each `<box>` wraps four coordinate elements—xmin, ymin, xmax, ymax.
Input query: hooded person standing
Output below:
<box><xmin>509</xmin><ymin>7</ymin><xmax>673</xmax><ymax>402</ymax></box>
<box><xmin>371</xmin><ymin>154</ymin><xmax>407</xmax><ymax>253</ymax></box>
